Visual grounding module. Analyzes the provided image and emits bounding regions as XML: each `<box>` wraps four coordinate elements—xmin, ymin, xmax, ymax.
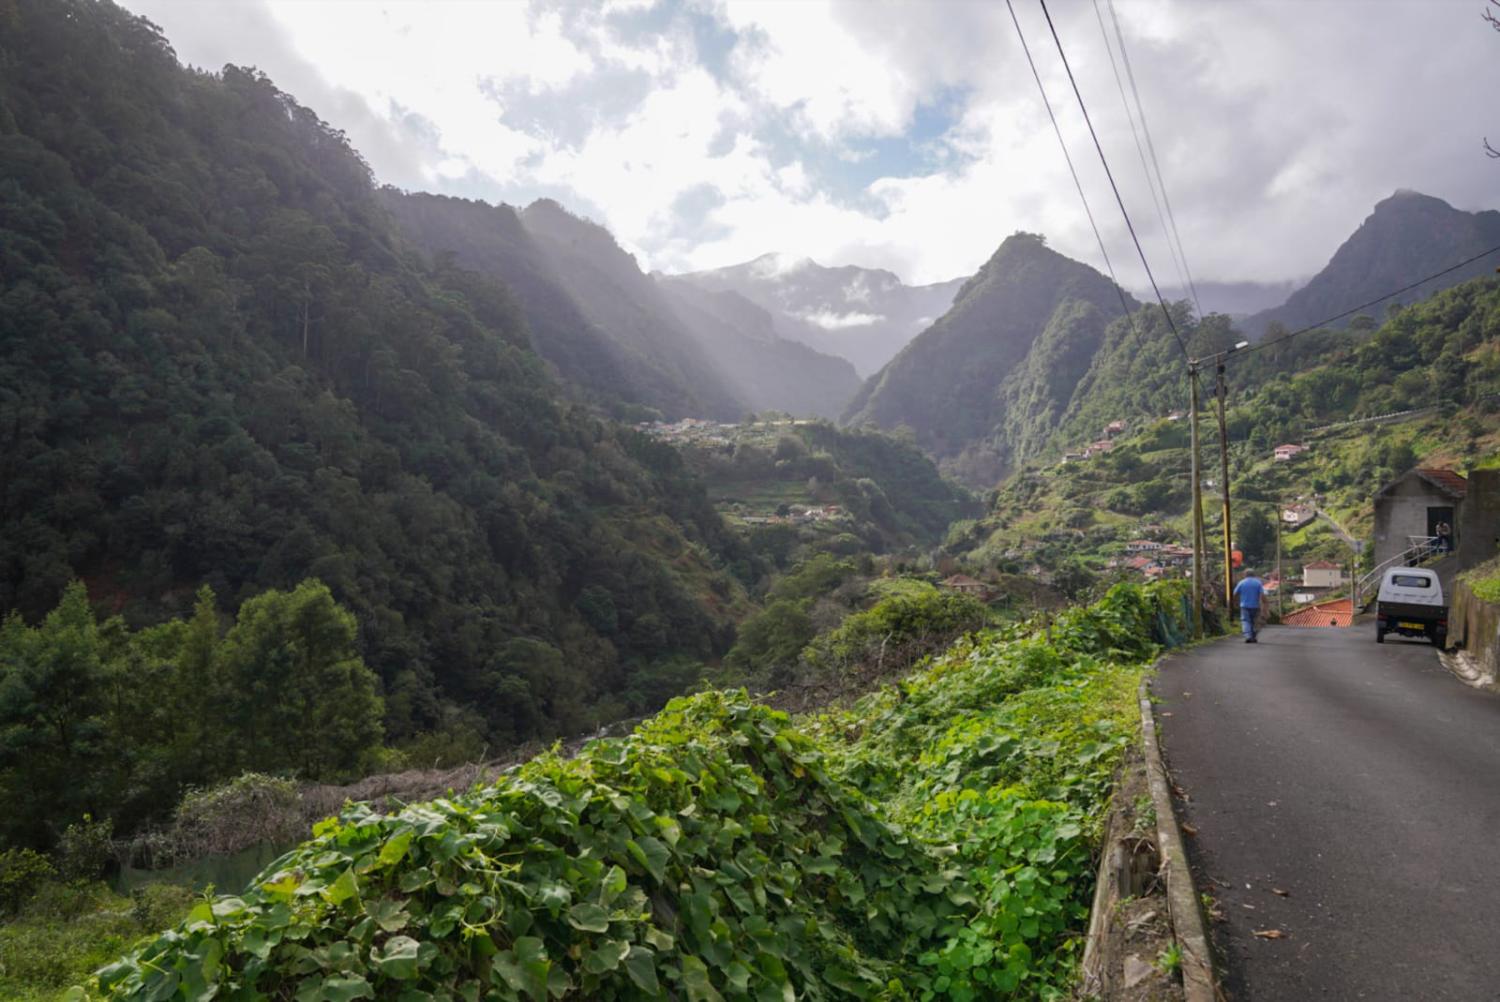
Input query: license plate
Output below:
<box><xmin>1399</xmin><ymin>621</ymin><xmax>1425</xmax><ymax>630</ymax></box>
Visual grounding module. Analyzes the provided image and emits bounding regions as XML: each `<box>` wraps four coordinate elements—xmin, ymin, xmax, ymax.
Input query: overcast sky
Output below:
<box><xmin>120</xmin><ymin>0</ymin><xmax>1499</xmax><ymax>288</ymax></box>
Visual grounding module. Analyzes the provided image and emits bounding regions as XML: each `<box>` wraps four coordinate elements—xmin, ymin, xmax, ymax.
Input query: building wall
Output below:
<box><xmin>1458</xmin><ymin>469</ymin><xmax>1500</xmax><ymax>571</ymax></box>
<box><xmin>1303</xmin><ymin>568</ymin><xmax>1345</xmax><ymax>588</ymax></box>
<box><xmin>1374</xmin><ymin>475</ymin><xmax>1461</xmax><ymax>568</ymax></box>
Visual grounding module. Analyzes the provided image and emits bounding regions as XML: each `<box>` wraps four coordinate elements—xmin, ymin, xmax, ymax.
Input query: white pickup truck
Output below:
<box><xmin>1375</xmin><ymin>567</ymin><xmax>1446</xmax><ymax>646</ymax></box>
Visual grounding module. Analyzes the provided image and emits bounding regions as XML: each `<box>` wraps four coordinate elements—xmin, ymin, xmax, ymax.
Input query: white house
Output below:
<box><xmin>1274</xmin><ymin>443</ymin><xmax>1307</xmax><ymax>462</ymax></box>
<box><xmin>1302</xmin><ymin>560</ymin><xmax>1345</xmax><ymax>589</ymax></box>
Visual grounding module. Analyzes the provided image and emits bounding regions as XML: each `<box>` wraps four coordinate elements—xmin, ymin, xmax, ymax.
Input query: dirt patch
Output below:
<box><xmin>1079</xmin><ymin>745</ymin><xmax>1188</xmax><ymax>1001</ymax></box>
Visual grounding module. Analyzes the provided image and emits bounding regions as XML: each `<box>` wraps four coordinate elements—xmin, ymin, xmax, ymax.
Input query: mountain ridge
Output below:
<box><xmin>1243</xmin><ymin>190</ymin><xmax>1500</xmax><ymax>337</ymax></box>
<box><xmin>843</xmin><ymin>232</ymin><xmax>1138</xmax><ymax>485</ymax></box>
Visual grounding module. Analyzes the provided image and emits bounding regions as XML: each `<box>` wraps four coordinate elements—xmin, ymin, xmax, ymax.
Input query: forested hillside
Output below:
<box><xmin>844</xmin><ymin>233</ymin><xmax>1135</xmax><ymax>486</ymax></box>
<box><xmin>0</xmin><ymin>0</ymin><xmax>756</xmax><ymax>777</ymax></box>
<box><xmin>380</xmin><ymin>190</ymin><xmax>667</xmax><ymax>419</ymax></box>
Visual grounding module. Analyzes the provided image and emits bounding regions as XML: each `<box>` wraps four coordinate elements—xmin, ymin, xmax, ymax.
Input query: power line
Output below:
<box><xmin>1003</xmin><ymin>0</ymin><xmax>1144</xmax><ymax>348</ymax></box>
<box><xmin>1036</xmin><ymin>0</ymin><xmax>1190</xmax><ymax>362</ymax></box>
<box><xmin>1233</xmin><ymin>242</ymin><xmax>1500</xmax><ymax>359</ymax></box>
<box><xmin>1105</xmin><ymin>0</ymin><xmax>1203</xmax><ymax>319</ymax></box>
<box><xmin>1091</xmin><ymin>0</ymin><xmax>1197</xmax><ymax>318</ymax></box>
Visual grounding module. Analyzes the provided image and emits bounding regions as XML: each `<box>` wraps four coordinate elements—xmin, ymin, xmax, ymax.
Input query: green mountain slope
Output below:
<box><xmin>843</xmin><ymin>233</ymin><xmax>1136</xmax><ymax>485</ymax></box>
<box><xmin>954</xmin><ymin>276</ymin><xmax>1500</xmax><ymax>580</ymax></box>
<box><xmin>380</xmin><ymin>190</ymin><xmax>668</xmax><ymax>418</ymax></box>
<box><xmin>0</xmin><ymin>0</ymin><xmax>751</xmax><ymax>749</ymax></box>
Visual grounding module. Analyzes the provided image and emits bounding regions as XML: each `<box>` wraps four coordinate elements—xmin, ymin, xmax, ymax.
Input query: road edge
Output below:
<box><xmin>1139</xmin><ymin>670</ymin><xmax>1217</xmax><ymax>1002</ymax></box>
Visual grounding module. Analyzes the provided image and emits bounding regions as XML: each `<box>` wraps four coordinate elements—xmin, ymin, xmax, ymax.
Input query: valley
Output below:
<box><xmin>2</xmin><ymin>0</ymin><xmax>1499</xmax><ymax>999</ymax></box>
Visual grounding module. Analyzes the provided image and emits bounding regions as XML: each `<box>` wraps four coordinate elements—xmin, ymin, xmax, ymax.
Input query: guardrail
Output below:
<box><xmin>1356</xmin><ymin>536</ymin><xmax>1441</xmax><ymax>604</ymax></box>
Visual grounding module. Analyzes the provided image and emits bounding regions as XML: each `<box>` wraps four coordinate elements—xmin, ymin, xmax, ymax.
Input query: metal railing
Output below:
<box><xmin>1356</xmin><ymin>535</ymin><xmax>1442</xmax><ymax>603</ymax></box>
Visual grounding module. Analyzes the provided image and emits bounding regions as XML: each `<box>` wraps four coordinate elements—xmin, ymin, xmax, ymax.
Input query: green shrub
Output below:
<box><xmin>74</xmin><ymin>582</ymin><xmax>1193</xmax><ymax>1001</ymax></box>
<box><xmin>55</xmin><ymin>816</ymin><xmax>114</xmax><ymax>884</ymax></box>
<box><xmin>0</xmin><ymin>848</ymin><xmax>56</xmax><ymax>915</ymax></box>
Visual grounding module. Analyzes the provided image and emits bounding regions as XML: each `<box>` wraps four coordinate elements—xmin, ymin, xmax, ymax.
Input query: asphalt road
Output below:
<box><xmin>1155</xmin><ymin>624</ymin><xmax>1500</xmax><ymax>1001</ymax></box>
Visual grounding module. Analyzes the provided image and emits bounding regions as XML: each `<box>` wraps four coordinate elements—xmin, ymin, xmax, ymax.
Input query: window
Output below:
<box><xmin>1390</xmin><ymin>574</ymin><xmax>1431</xmax><ymax>588</ymax></box>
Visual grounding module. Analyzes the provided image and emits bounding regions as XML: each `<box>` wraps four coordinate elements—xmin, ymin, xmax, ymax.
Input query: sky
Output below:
<box><xmin>120</xmin><ymin>0</ymin><xmax>1500</xmax><ymax>289</ymax></box>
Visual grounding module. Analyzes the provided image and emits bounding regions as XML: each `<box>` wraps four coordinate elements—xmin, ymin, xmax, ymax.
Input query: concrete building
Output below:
<box><xmin>1372</xmin><ymin>467</ymin><xmax>1468</xmax><ymax>569</ymax></box>
<box><xmin>1302</xmin><ymin>560</ymin><xmax>1346</xmax><ymax>589</ymax></box>
<box><xmin>1274</xmin><ymin>443</ymin><xmax>1307</xmax><ymax>461</ymax></box>
<box><xmin>1458</xmin><ymin>468</ymin><xmax>1500</xmax><ymax>571</ymax></box>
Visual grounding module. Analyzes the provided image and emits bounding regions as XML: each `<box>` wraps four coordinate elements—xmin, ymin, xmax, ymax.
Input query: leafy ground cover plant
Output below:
<box><xmin>72</xmin><ymin>582</ymin><xmax>1189</xmax><ymax>1001</ymax></box>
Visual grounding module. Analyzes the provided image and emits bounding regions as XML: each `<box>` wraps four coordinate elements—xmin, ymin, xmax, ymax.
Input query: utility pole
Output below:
<box><xmin>1275</xmin><ymin>500</ymin><xmax>1284</xmax><ymax>620</ymax></box>
<box><xmin>1215</xmin><ymin>361</ymin><xmax>1234</xmax><ymax>609</ymax></box>
<box><xmin>1188</xmin><ymin>364</ymin><xmax>1204</xmax><ymax>638</ymax></box>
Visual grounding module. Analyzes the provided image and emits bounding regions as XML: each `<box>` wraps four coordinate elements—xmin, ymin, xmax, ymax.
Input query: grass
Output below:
<box><xmin>0</xmin><ymin>883</ymin><xmax>193</xmax><ymax>1002</ymax></box>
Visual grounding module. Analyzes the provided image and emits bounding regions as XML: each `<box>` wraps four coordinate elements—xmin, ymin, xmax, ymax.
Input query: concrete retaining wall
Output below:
<box><xmin>1450</xmin><ymin>561</ymin><xmax>1500</xmax><ymax>691</ymax></box>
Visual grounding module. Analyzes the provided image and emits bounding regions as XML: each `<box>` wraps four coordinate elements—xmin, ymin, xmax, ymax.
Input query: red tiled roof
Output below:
<box><xmin>1283</xmin><ymin>598</ymin><xmax>1354</xmax><ymax>628</ymax></box>
<box><xmin>1304</xmin><ymin>560</ymin><xmax>1342</xmax><ymax>570</ymax></box>
<box><xmin>1416</xmin><ymin>467</ymin><xmax>1468</xmax><ymax>498</ymax></box>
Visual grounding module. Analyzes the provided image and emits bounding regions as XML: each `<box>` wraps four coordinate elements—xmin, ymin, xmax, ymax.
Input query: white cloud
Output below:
<box><xmin>119</xmin><ymin>0</ymin><xmax>1500</xmax><ymax>291</ymax></box>
<box><xmin>799</xmin><ymin>310</ymin><xmax>886</xmax><ymax>329</ymax></box>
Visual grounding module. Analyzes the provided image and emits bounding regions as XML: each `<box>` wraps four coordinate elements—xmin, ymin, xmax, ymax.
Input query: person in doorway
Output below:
<box><xmin>1233</xmin><ymin>568</ymin><xmax>1265</xmax><ymax>643</ymax></box>
<box><xmin>1435</xmin><ymin>521</ymin><xmax>1453</xmax><ymax>554</ymax></box>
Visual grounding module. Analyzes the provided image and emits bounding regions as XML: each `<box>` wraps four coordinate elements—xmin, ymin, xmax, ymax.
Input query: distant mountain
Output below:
<box><xmin>654</xmin><ymin>278</ymin><xmax>862</xmax><ymax>420</ymax></box>
<box><xmin>383</xmin><ymin>191</ymin><xmax>658</xmax><ymax>414</ymax></box>
<box><xmin>1152</xmin><ymin>279</ymin><xmax>1302</xmax><ymax>319</ymax></box>
<box><xmin>843</xmin><ymin>233</ymin><xmax>1136</xmax><ymax>486</ymax></box>
<box><xmin>518</xmin><ymin>199</ymin><xmax>748</xmax><ymax>421</ymax></box>
<box><xmin>671</xmin><ymin>255</ymin><xmax>965</xmax><ymax>376</ymax></box>
<box><xmin>1243</xmin><ymin>190</ymin><xmax>1500</xmax><ymax>337</ymax></box>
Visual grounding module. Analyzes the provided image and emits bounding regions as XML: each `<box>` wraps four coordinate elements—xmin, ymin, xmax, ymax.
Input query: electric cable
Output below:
<box><xmin>1003</xmin><ymin>0</ymin><xmax>1145</xmax><ymax>349</ymax></box>
<box><xmin>1092</xmin><ymin>0</ymin><xmax>1196</xmax><ymax>318</ymax></box>
<box><xmin>1106</xmin><ymin>0</ymin><xmax>1203</xmax><ymax>319</ymax></box>
<box><xmin>1232</xmin><ymin>242</ymin><xmax>1500</xmax><ymax>359</ymax></box>
<box><xmin>1037</xmin><ymin>0</ymin><xmax>1191</xmax><ymax>361</ymax></box>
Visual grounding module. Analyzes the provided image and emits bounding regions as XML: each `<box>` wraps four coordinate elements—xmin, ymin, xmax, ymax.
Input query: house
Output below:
<box><xmin>1165</xmin><ymin>410</ymin><xmax>1185</xmax><ymax>422</ymax></box>
<box><xmin>1274</xmin><ymin>443</ymin><xmax>1307</xmax><ymax>462</ymax></box>
<box><xmin>1280</xmin><ymin>503</ymin><xmax>1316</xmax><ymax>528</ymax></box>
<box><xmin>1302</xmin><ymin>560</ymin><xmax>1345</xmax><ymax>589</ymax></box>
<box><xmin>1104</xmin><ymin>420</ymin><xmax>1128</xmax><ymax>437</ymax></box>
<box><xmin>1087</xmin><ymin>438</ymin><xmax>1116</xmax><ymax>455</ymax></box>
<box><xmin>1125</xmin><ymin>539</ymin><xmax>1164</xmax><ymax>553</ymax></box>
<box><xmin>1372</xmin><ymin>467</ymin><xmax>1467</xmax><ymax>569</ymax></box>
<box><xmin>940</xmin><ymin>574</ymin><xmax>989</xmax><ymax>596</ymax></box>
<box><xmin>1158</xmin><ymin>544</ymin><xmax>1194</xmax><ymax>566</ymax></box>
<box><xmin>1283</xmin><ymin>597</ymin><xmax>1354</xmax><ymax>628</ymax></box>
<box><xmin>1060</xmin><ymin>451</ymin><xmax>1085</xmax><ymax>464</ymax></box>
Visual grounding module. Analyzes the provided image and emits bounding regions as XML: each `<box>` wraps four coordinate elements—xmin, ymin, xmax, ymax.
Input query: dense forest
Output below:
<box><xmin>0</xmin><ymin>0</ymin><xmax>779</xmax><ymax>839</ymax></box>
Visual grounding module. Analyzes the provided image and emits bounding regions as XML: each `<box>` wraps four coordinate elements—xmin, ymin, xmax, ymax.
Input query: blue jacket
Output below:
<box><xmin>1234</xmin><ymin>576</ymin><xmax>1265</xmax><ymax>609</ymax></box>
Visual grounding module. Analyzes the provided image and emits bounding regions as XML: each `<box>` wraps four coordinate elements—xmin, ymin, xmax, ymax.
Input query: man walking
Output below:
<box><xmin>1233</xmin><ymin>568</ymin><xmax>1265</xmax><ymax>643</ymax></box>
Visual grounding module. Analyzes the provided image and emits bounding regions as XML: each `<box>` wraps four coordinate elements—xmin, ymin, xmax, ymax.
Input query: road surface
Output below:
<box><xmin>1154</xmin><ymin>624</ymin><xmax>1500</xmax><ymax>1000</ymax></box>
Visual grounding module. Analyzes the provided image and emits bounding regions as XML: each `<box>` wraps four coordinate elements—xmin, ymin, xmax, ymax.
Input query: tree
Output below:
<box><xmin>0</xmin><ymin>583</ymin><xmax>115</xmax><ymax>847</ymax></box>
<box><xmin>216</xmin><ymin>580</ymin><xmax>383</xmax><ymax>780</ymax></box>
<box><xmin>1236</xmin><ymin>509</ymin><xmax>1277</xmax><ymax>567</ymax></box>
<box><xmin>1489</xmin><ymin>0</ymin><xmax>1500</xmax><ymax>159</ymax></box>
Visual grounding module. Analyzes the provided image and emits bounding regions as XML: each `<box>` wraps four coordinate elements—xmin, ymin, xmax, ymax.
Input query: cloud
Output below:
<box><xmin>117</xmin><ymin>0</ymin><xmax>1500</xmax><ymax>291</ymax></box>
<box><xmin>799</xmin><ymin>310</ymin><xmax>886</xmax><ymax>330</ymax></box>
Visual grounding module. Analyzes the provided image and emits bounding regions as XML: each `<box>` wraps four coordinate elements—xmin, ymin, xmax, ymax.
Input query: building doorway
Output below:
<box><xmin>1427</xmin><ymin>505</ymin><xmax>1455</xmax><ymax>552</ymax></box>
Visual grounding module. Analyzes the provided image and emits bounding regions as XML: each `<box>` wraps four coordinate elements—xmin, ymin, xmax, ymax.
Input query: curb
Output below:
<box><xmin>1139</xmin><ymin>672</ymin><xmax>1217</xmax><ymax>1002</ymax></box>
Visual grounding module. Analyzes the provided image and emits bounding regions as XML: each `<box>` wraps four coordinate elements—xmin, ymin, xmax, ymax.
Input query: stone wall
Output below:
<box><xmin>1450</xmin><ymin>558</ymin><xmax>1500</xmax><ymax>690</ymax></box>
